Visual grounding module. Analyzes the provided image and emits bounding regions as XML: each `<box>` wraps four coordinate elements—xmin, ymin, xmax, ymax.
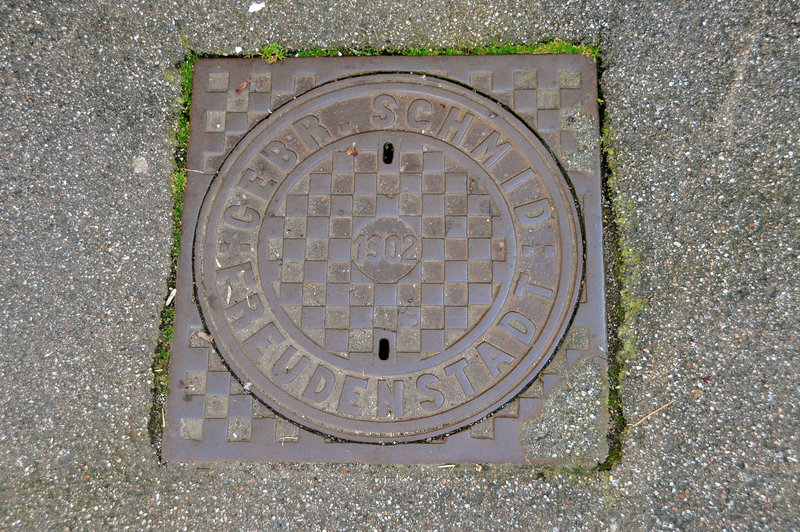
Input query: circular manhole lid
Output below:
<box><xmin>195</xmin><ymin>74</ymin><xmax>583</xmax><ymax>443</ymax></box>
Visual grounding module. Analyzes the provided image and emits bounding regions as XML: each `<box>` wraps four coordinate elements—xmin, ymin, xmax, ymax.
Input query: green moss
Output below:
<box><xmin>408</xmin><ymin>40</ymin><xmax>600</xmax><ymax>58</ymax></box>
<box><xmin>170</xmin><ymin>169</ymin><xmax>186</xmax><ymax>263</ymax></box>
<box><xmin>256</xmin><ymin>39</ymin><xmax>599</xmax><ymax>61</ymax></box>
<box><xmin>295</xmin><ymin>46</ymin><xmax>349</xmax><ymax>57</ymax></box>
<box><xmin>148</xmin><ymin>52</ymin><xmax>196</xmax><ymax>456</ymax></box>
<box><xmin>596</xmin><ymin>122</ymin><xmax>642</xmax><ymax>472</ymax></box>
<box><xmin>157</xmin><ymin>53</ymin><xmax>195</xmax><ymax>390</ymax></box>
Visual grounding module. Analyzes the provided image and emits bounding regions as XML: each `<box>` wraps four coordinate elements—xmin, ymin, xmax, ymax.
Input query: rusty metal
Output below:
<box><xmin>163</xmin><ymin>55</ymin><xmax>605</xmax><ymax>462</ymax></box>
<box><xmin>194</xmin><ymin>73</ymin><xmax>582</xmax><ymax>443</ymax></box>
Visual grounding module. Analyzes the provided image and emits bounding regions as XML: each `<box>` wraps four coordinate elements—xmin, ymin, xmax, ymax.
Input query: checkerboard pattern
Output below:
<box><xmin>509</xmin><ymin>68</ymin><xmax>585</xmax><ymax>161</ymax></box>
<box><xmin>179</xmin><ymin>325</ymin><xmax>300</xmax><ymax>444</ymax></box>
<box><xmin>468</xmin><ymin>68</ymin><xmax>586</xmax><ymax>165</ymax></box>
<box><xmin>168</xmin><ymin>56</ymin><xmax>607</xmax><ymax>463</ymax></box>
<box><xmin>177</xmin><ymin>324</ymin><xmax>591</xmax><ymax>443</ymax></box>
<box><xmin>266</xmin><ymin>144</ymin><xmax>509</xmax><ymax>360</ymax></box>
<box><xmin>200</xmin><ymin>70</ymin><xmax>317</xmax><ymax>174</ymax></box>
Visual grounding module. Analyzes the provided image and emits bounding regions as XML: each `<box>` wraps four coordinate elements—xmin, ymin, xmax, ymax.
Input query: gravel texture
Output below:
<box><xmin>0</xmin><ymin>0</ymin><xmax>797</xmax><ymax>529</ymax></box>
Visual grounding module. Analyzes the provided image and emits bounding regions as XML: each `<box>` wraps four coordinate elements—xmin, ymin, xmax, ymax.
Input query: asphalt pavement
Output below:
<box><xmin>0</xmin><ymin>0</ymin><xmax>797</xmax><ymax>529</ymax></box>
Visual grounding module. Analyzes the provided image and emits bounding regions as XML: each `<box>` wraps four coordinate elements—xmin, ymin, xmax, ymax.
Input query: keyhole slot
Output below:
<box><xmin>378</xmin><ymin>338</ymin><xmax>390</xmax><ymax>361</ymax></box>
<box><xmin>382</xmin><ymin>142</ymin><xmax>394</xmax><ymax>164</ymax></box>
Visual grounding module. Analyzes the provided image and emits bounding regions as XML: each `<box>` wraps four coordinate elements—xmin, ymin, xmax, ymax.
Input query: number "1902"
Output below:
<box><xmin>352</xmin><ymin>234</ymin><xmax>418</xmax><ymax>265</ymax></box>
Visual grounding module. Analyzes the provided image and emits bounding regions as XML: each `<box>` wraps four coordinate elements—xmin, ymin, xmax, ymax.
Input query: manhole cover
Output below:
<box><xmin>195</xmin><ymin>73</ymin><xmax>583</xmax><ymax>443</ymax></box>
<box><xmin>163</xmin><ymin>55</ymin><xmax>608</xmax><ymax>463</ymax></box>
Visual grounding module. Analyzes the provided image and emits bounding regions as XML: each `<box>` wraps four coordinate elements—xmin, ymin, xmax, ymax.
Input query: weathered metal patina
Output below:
<box><xmin>195</xmin><ymin>74</ymin><xmax>582</xmax><ymax>443</ymax></box>
<box><xmin>164</xmin><ymin>55</ymin><xmax>606</xmax><ymax>463</ymax></box>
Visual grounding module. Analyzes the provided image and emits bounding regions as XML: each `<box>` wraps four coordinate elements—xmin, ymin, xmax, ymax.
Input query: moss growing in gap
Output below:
<box><xmin>395</xmin><ymin>41</ymin><xmax>600</xmax><ymax>58</ymax></box>
<box><xmin>148</xmin><ymin>51</ymin><xmax>197</xmax><ymax>457</ymax></box>
<box><xmin>253</xmin><ymin>39</ymin><xmax>599</xmax><ymax>60</ymax></box>
<box><xmin>596</xmin><ymin>115</ymin><xmax>638</xmax><ymax>471</ymax></box>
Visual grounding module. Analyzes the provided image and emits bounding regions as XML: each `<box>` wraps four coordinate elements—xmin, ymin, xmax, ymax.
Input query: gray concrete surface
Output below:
<box><xmin>1</xmin><ymin>0</ymin><xmax>797</xmax><ymax>529</ymax></box>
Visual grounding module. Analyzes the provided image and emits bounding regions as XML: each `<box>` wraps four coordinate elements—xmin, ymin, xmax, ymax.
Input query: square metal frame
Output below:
<box><xmin>163</xmin><ymin>55</ymin><xmax>608</xmax><ymax>464</ymax></box>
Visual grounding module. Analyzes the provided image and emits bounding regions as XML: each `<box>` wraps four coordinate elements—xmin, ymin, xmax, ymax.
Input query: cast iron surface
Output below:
<box><xmin>194</xmin><ymin>74</ymin><xmax>583</xmax><ymax>443</ymax></box>
<box><xmin>164</xmin><ymin>55</ymin><xmax>606</xmax><ymax>462</ymax></box>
